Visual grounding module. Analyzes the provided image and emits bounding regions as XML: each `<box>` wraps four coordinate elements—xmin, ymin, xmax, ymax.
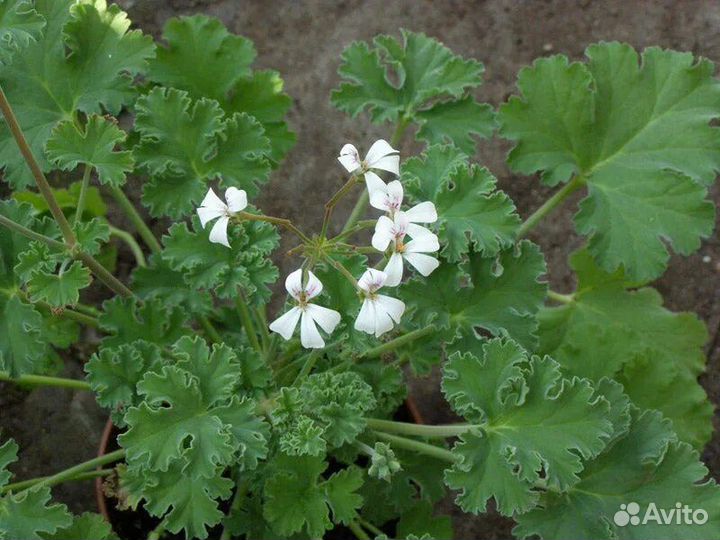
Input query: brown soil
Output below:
<box><xmin>2</xmin><ymin>1</ymin><xmax>719</xmax><ymax>539</ymax></box>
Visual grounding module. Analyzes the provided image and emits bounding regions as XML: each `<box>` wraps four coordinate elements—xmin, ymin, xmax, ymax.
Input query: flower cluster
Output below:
<box><xmin>196</xmin><ymin>139</ymin><xmax>441</xmax><ymax>349</ymax></box>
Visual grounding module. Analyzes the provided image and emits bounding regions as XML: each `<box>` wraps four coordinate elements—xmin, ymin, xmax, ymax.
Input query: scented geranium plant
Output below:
<box><xmin>0</xmin><ymin>2</ymin><xmax>719</xmax><ymax>540</ymax></box>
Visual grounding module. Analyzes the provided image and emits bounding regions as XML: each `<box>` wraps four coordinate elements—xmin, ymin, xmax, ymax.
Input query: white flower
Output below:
<box><xmin>367</xmin><ymin>179</ymin><xmax>439</xmax><ymax>224</ymax></box>
<box><xmin>354</xmin><ymin>269</ymin><xmax>405</xmax><ymax>337</ymax></box>
<box><xmin>196</xmin><ymin>187</ymin><xmax>248</xmax><ymax>248</ymax></box>
<box><xmin>372</xmin><ymin>212</ymin><xmax>440</xmax><ymax>286</ymax></box>
<box><xmin>338</xmin><ymin>139</ymin><xmax>399</xmax><ymax>197</ymax></box>
<box><xmin>269</xmin><ymin>269</ymin><xmax>341</xmax><ymax>349</ymax></box>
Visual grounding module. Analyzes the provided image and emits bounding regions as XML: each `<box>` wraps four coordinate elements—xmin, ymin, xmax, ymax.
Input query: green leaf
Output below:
<box><xmin>26</xmin><ymin>261</ymin><xmax>91</xmax><ymax>307</ymax></box>
<box><xmin>499</xmin><ymin>43</ymin><xmax>719</xmax><ymax>281</ymax></box>
<box><xmin>0</xmin><ymin>486</ymin><xmax>71</xmax><ymax>540</ymax></box>
<box><xmin>46</xmin><ymin>115</ymin><xmax>134</xmax><ymax>187</ymax></box>
<box><xmin>99</xmin><ymin>297</ymin><xmax>190</xmax><ymax>348</ymax></box>
<box><xmin>443</xmin><ymin>338</ymin><xmax>612</xmax><ymax>515</ymax></box>
<box><xmin>397</xmin><ymin>501</ymin><xmax>453</xmax><ymax>540</ymax></box>
<box><xmin>41</xmin><ymin>512</ymin><xmax>118</xmax><ymax>540</ymax></box>
<box><xmin>0</xmin><ymin>438</ymin><xmax>18</xmax><ymax>489</ymax></box>
<box><xmin>0</xmin><ymin>0</ymin><xmax>154</xmax><ymax>188</ymax></box>
<box><xmin>14</xmin><ymin>180</ymin><xmax>107</xmax><ymax>219</ymax></box>
<box><xmin>415</xmin><ymin>97</ymin><xmax>495</xmax><ymax>155</ymax></box>
<box><xmin>0</xmin><ymin>295</ymin><xmax>47</xmax><ymax>377</ymax></box>
<box><xmin>401</xmin><ymin>240</ymin><xmax>547</xmax><ymax>349</ymax></box>
<box><xmin>161</xmin><ymin>218</ymin><xmax>279</xmax><ymax>302</ymax></box>
<box><xmin>263</xmin><ymin>456</ymin><xmax>363</xmax><ymax>538</ymax></box>
<box><xmin>403</xmin><ymin>145</ymin><xmax>519</xmax><ymax>261</ymax></box>
<box><xmin>514</xmin><ymin>408</ymin><xmax>720</xmax><ymax>540</ymax></box>
<box><xmin>539</xmin><ymin>249</ymin><xmax>712</xmax><ymax>448</ymax></box>
<box><xmin>279</xmin><ymin>416</ymin><xmax>327</xmax><ymax>457</ymax></box>
<box><xmin>0</xmin><ymin>0</ymin><xmax>45</xmax><ymax>64</ymax></box>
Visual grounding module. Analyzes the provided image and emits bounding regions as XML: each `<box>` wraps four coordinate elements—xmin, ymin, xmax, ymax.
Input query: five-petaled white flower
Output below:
<box><xmin>197</xmin><ymin>187</ymin><xmax>248</xmax><ymax>248</ymax></box>
<box><xmin>354</xmin><ymin>269</ymin><xmax>405</xmax><ymax>337</ymax></box>
<box><xmin>372</xmin><ymin>211</ymin><xmax>440</xmax><ymax>286</ymax></box>
<box><xmin>368</xmin><ymin>179</ymin><xmax>438</xmax><ymax>222</ymax></box>
<box><xmin>269</xmin><ymin>269</ymin><xmax>342</xmax><ymax>349</ymax></box>
<box><xmin>338</xmin><ymin>139</ymin><xmax>399</xmax><ymax>195</ymax></box>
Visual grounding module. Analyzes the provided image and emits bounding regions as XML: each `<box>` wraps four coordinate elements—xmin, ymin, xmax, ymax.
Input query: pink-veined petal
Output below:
<box><xmin>354</xmin><ymin>299</ymin><xmax>376</xmax><ymax>334</ymax></box>
<box><xmin>305</xmin><ymin>304</ymin><xmax>341</xmax><ymax>334</ymax></box>
<box><xmin>358</xmin><ymin>268</ymin><xmax>387</xmax><ymax>293</ymax></box>
<box><xmin>404</xmin><ymin>252</ymin><xmax>440</xmax><ymax>277</ymax></box>
<box><xmin>365</xmin><ymin>139</ymin><xmax>399</xmax><ymax>174</ymax></box>
<box><xmin>338</xmin><ymin>144</ymin><xmax>362</xmax><ymax>173</ymax></box>
<box><xmin>406</xmin><ymin>223</ymin><xmax>436</xmax><ymax>241</ymax></box>
<box><xmin>405</xmin><ymin>201</ymin><xmax>437</xmax><ymax>223</ymax></box>
<box><xmin>225</xmin><ymin>187</ymin><xmax>248</xmax><ymax>213</ymax></box>
<box><xmin>269</xmin><ymin>306</ymin><xmax>302</xmax><ymax>340</ymax></box>
<box><xmin>393</xmin><ymin>211</ymin><xmax>409</xmax><ymax>237</ymax></box>
<box><xmin>300</xmin><ymin>310</ymin><xmax>325</xmax><ymax>348</ymax></box>
<box><xmin>383</xmin><ymin>252</ymin><xmax>404</xmax><ymax>287</ymax></box>
<box><xmin>385</xmin><ymin>180</ymin><xmax>404</xmax><ymax>210</ymax></box>
<box><xmin>285</xmin><ymin>269</ymin><xmax>304</xmax><ymax>300</ymax></box>
<box><xmin>197</xmin><ymin>206</ymin><xmax>225</xmax><ymax>229</ymax></box>
<box><xmin>372</xmin><ymin>216</ymin><xmax>395</xmax><ymax>251</ymax></box>
<box><xmin>366</xmin><ymin>171</ymin><xmax>390</xmax><ymax>211</ymax></box>
<box><xmin>208</xmin><ymin>215</ymin><xmax>231</xmax><ymax>247</ymax></box>
<box><xmin>304</xmin><ymin>270</ymin><xmax>323</xmax><ymax>300</ymax></box>
<box><xmin>404</xmin><ymin>233</ymin><xmax>439</xmax><ymax>254</ymax></box>
<box><xmin>376</xmin><ymin>294</ymin><xmax>405</xmax><ymax>324</ymax></box>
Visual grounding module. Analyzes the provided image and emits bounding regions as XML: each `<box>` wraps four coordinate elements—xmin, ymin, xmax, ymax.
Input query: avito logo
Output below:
<box><xmin>613</xmin><ymin>502</ymin><xmax>709</xmax><ymax>527</ymax></box>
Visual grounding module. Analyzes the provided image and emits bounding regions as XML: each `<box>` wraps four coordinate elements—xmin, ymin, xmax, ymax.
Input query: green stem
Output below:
<box><xmin>292</xmin><ymin>351</ymin><xmax>320</xmax><ymax>386</ymax></box>
<box><xmin>321</xmin><ymin>175</ymin><xmax>359</xmax><ymax>238</ymax></box>
<box><xmin>236</xmin><ymin>293</ymin><xmax>262</xmax><ymax>353</ymax></box>
<box><xmin>348</xmin><ymin>520</ymin><xmax>371</xmax><ymax>540</ymax></box>
<box><xmin>237</xmin><ymin>212</ymin><xmax>310</xmax><ymax>244</ymax></box>
<box><xmin>366</xmin><ymin>418</ymin><xmax>475</xmax><ymax>438</ymax></box>
<box><xmin>0</xmin><ymin>371</ymin><xmax>92</xmax><ymax>391</ymax></box>
<box><xmin>373</xmin><ymin>432</ymin><xmax>458</xmax><ymax>463</ymax></box>
<box><xmin>74</xmin><ymin>165</ymin><xmax>92</xmax><ymax>227</ymax></box>
<box><xmin>197</xmin><ymin>314</ymin><xmax>222</xmax><ymax>344</ymax></box>
<box><xmin>33</xmin><ymin>300</ymin><xmax>99</xmax><ymax>327</ymax></box>
<box><xmin>517</xmin><ymin>175</ymin><xmax>585</xmax><ymax>238</ymax></box>
<box><xmin>108</xmin><ymin>184</ymin><xmax>161</xmax><ymax>255</ymax></box>
<box><xmin>75</xmin><ymin>250</ymin><xmax>134</xmax><ymax>298</ymax></box>
<box><xmin>73</xmin><ymin>303</ymin><xmax>100</xmax><ymax>317</ymax></box>
<box><xmin>1</xmin><ymin>469</ymin><xmax>113</xmax><ymax>494</ymax></box>
<box><xmin>358</xmin><ymin>518</ymin><xmax>384</xmax><ymax>537</ymax></box>
<box><xmin>361</xmin><ymin>325</ymin><xmax>434</xmax><ymax>359</ymax></box>
<box><xmin>255</xmin><ymin>306</ymin><xmax>271</xmax><ymax>352</ymax></box>
<box><xmin>220</xmin><ymin>478</ymin><xmax>249</xmax><ymax>540</ymax></box>
<box><xmin>109</xmin><ymin>225</ymin><xmax>147</xmax><ymax>267</ymax></box>
<box><xmin>0</xmin><ymin>85</ymin><xmax>76</xmax><ymax>246</ymax></box>
<box><xmin>322</xmin><ymin>254</ymin><xmax>359</xmax><ymax>289</ymax></box>
<box><xmin>1</xmin><ymin>449</ymin><xmax>125</xmax><ymax>495</ymax></box>
<box><xmin>0</xmin><ymin>214</ymin><xmax>66</xmax><ymax>251</ymax></box>
<box><xmin>547</xmin><ymin>290</ymin><xmax>574</xmax><ymax>304</ymax></box>
<box><xmin>147</xmin><ymin>521</ymin><xmax>166</xmax><ymax>540</ymax></box>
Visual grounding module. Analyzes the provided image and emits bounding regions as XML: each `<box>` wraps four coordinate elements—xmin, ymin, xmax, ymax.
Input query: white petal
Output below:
<box><xmin>385</xmin><ymin>180</ymin><xmax>404</xmax><ymax>210</ymax></box>
<box><xmin>285</xmin><ymin>269</ymin><xmax>304</xmax><ymax>300</ymax></box>
<box><xmin>208</xmin><ymin>215</ymin><xmax>231</xmax><ymax>247</ymax></box>
<box><xmin>300</xmin><ymin>310</ymin><xmax>325</xmax><ymax>348</ymax></box>
<box><xmin>406</xmin><ymin>223</ymin><xmax>436</xmax><ymax>241</ymax></box>
<box><xmin>225</xmin><ymin>187</ymin><xmax>248</xmax><ymax>213</ymax></box>
<box><xmin>358</xmin><ymin>268</ymin><xmax>387</xmax><ymax>293</ymax></box>
<box><xmin>404</xmin><ymin>252</ymin><xmax>440</xmax><ymax>277</ymax></box>
<box><xmin>269</xmin><ymin>306</ymin><xmax>302</xmax><ymax>340</ymax></box>
<box><xmin>393</xmin><ymin>211</ymin><xmax>409</xmax><ymax>237</ymax></box>
<box><xmin>365</xmin><ymin>139</ymin><xmax>399</xmax><ymax>175</ymax></box>
<box><xmin>197</xmin><ymin>206</ymin><xmax>225</xmax><ymax>229</ymax></box>
<box><xmin>354</xmin><ymin>299</ymin><xmax>376</xmax><ymax>334</ymax></box>
<box><xmin>405</xmin><ymin>201</ymin><xmax>437</xmax><ymax>223</ymax></box>
<box><xmin>372</xmin><ymin>304</ymin><xmax>395</xmax><ymax>337</ymax></box>
<box><xmin>200</xmin><ymin>187</ymin><xmax>227</xmax><ymax>212</ymax></box>
<box><xmin>405</xmin><ymin>233</ymin><xmax>439</xmax><ymax>254</ymax></box>
<box><xmin>366</xmin><ymin>172</ymin><xmax>390</xmax><ymax>211</ymax></box>
<box><xmin>304</xmin><ymin>270</ymin><xmax>323</xmax><ymax>300</ymax></box>
<box><xmin>338</xmin><ymin>144</ymin><xmax>362</xmax><ymax>173</ymax></box>
<box><xmin>376</xmin><ymin>294</ymin><xmax>405</xmax><ymax>324</ymax></box>
<box><xmin>305</xmin><ymin>304</ymin><xmax>341</xmax><ymax>334</ymax></box>
<box><xmin>383</xmin><ymin>252</ymin><xmax>404</xmax><ymax>287</ymax></box>
<box><xmin>372</xmin><ymin>216</ymin><xmax>395</xmax><ymax>251</ymax></box>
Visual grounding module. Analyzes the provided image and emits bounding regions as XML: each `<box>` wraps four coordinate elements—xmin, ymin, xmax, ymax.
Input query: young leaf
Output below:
<box><xmin>99</xmin><ymin>297</ymin><xmax>190</xmax><ymax>348</ymax></box>
<box><xmin>46</xmin><ymin>115</ymin><xmax>134</xmax><ymax>187</ymax></box>
<box><xmin>26</xmin><ymin>261</ymin><xmax>91</xmax><ymax>307</ymax></box>
<box><xmin>332</xmin><ymin>30</ymin><xmax>492</xmax><ymax>152</ymax></box>
<box><xmin>403</xmin><ymin>145</ymin><xmax>520</xmax><ymax>261</ymax></box>
<box><xmin>0</xmin><ymin>0</ymin><xmax>154</xmax><ymax>188</ymax></box>
<box><xmin>401</xmin><ymin>240</ymin><xmax>547</xmax><ymax>349</ymax></box>
<box><xmin>443</xmin><ymin>338</ymin><xmax>612</xmax><ymax>515</ymax></box>
<box><xmin>134</xmin><ymin>87</ymin><xmax>271</xmax><ymax>218</ymax></box>
<box><xmin>499</xmin><ymin>43</ymin><xmax>719</xmax><ymax>281</ymax></box>
<box><xmin>514</xmin><ymin>408</ymin><xmax>720</xmax><ymax>540</ymax></box>
<box><xmin>539</xmin><ymin>249</ymin><xmax>712</xmax><ymax>448</ymax></box>
<box><xmin>41</xmin><ymin>512</ymin><xmax>118</xmax><ymax>540</ymax></box>
<box><xmin>0</xmin><ymin>486</ymin><xmax>72</xmax><ymax>540</ymax></box>
<box><xmin>0</xmin><ymin>0</ymin><xmax>45</xmax><ymax>64</ymax></box>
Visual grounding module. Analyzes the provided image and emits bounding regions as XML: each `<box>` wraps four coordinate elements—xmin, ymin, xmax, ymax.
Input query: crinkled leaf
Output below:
<box><xmin>99</xmin><ymin>296</ymin><xmax>189</xmax><ymax>348</ymax></box>
<box><xmin>539</xmin><ymin>249</ymin><xmax>712</xmax><ymax>448</ymax></box>
<box><xmin>499</xmin><ymin>43</ymin><xmax>719</xmax><ymax>280</ymax></box>
<box><xmin>41</xmin><ymin>512</ymin><xmax>118</xmax><ymax>540</ymax></box>
<box><xmin>397</xmin><ymin>500</ymin><xmax>453</xmax><ymax>540</ymax></box>
<box><xmin>0</xmin><ymin>486</ymin><xmax>71</xmax><ymax>540</ymax></box>
<box><xmin>0</xmin><ymin>295</ymin><xmax>47</xmax><ymax>377</ymax></box>
<box><xmin>0</xmin><ymin>0</ymin><xmax>45</xmax><ymax>64</ymax></box>
<box><xmin>514</xmin><ymin>408</ymin><xmax>720</xmax><ymax>540</ymax></box>
<box><xmin>279</xmin><ymin>416</ymin><xmax>327</xmax><ymax>457</ymax></box>
<box><xmin>0</xmin><ymin>438</ymin><xmax>18</xmax><ymax>489</ymax></box>
<box><xmin>443</xmin><ymin>338</ymin><xmax>612</xmax><ymax>515</ymax></box>
<box><xmin>402</xmin><ymin>240</ymin><xmax>547</xmax><ymax>349</ymax></box>
<box><xmin>415</xmin><ymin>97</ymin><xmax>495</xmax><ymax>154</ymax></box>
<box><xmin>0</xmin><ymin>0</ymin><xmax>154</xmax><ymax>188</ymax></box>
<box><xmin>26</xmin><ymin>261</ymin><xmax>90</xmax><ymax>307</ymax></box>
<box><xmin>324</xmin><ymin>466</ymin><xmax>364</xmax><ymax>525</ymax></box>
<box><xmin>403</xmin><ymin>145</ymin><xmax>519</xmax><ymax>261</ymax></box>
<box><xmin>46</xmin><ymin>115</ymin><xmax>134</xmax><ymax>187</ymax></box>
<box><xmin>134</xmin><ymin>87</ymin><xmax>271</xmax><ymax>217</ymax></box>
